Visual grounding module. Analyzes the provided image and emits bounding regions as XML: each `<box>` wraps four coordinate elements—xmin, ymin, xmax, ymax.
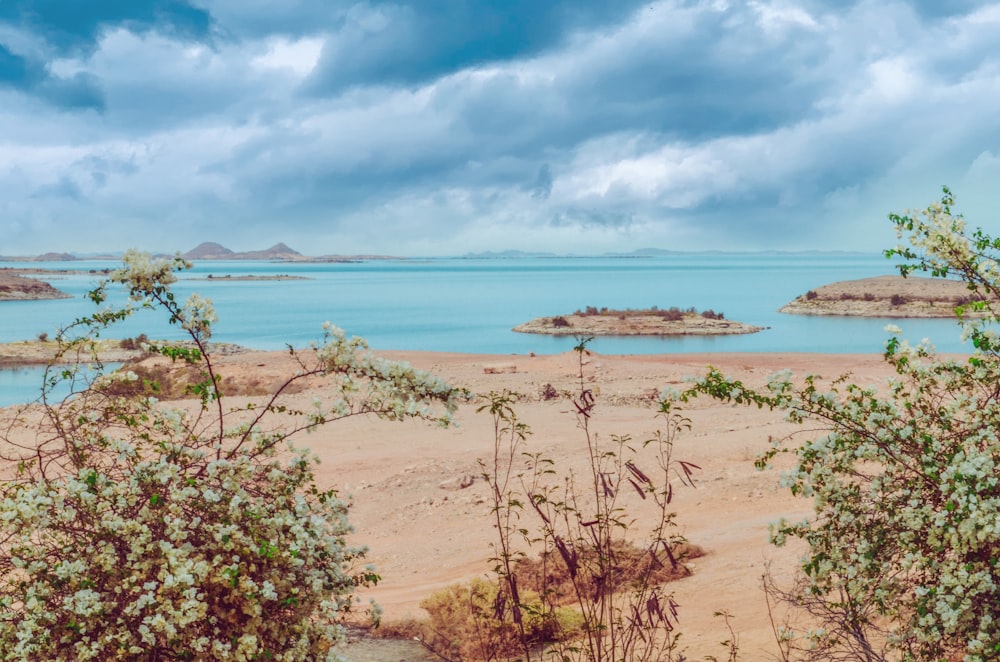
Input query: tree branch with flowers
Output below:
<box><xmin>682</xmin><ymin>189</ymin><xmax>1000</xmax><ymax>661</ymax></box>
<box><xmin>0</xmin><ymin>250</ymin><xmax>464</xmax><ymax>661</ymax></box>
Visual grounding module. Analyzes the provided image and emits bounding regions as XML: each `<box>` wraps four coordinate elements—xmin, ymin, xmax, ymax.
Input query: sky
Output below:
<box><xmin>1</xmin><ymin>0</ymin><xmax>999</xmax><ymax>257</ymax></box>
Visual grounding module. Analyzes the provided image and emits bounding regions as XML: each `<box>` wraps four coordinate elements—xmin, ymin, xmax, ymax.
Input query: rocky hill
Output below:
<box><xmin>182</xmin><ymin>242</ymin><xmax>303</xmax><ymax>260</ymax></box>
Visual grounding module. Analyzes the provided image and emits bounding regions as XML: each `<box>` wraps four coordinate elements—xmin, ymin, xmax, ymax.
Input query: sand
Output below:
<box><xmin>0</xmin><ymin>348</ymin><xmax>905</xmax><ymax>659</ymax></box>
<box><xmin>197</xmin><ymin>348</ymin><xmax>897</xmax><ymax>659</ymax></box>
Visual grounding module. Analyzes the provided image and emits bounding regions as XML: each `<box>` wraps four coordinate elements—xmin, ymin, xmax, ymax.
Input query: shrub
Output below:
<box><xmin>0</xmin><ymin>250</ymin><xmax>462</xmax><ymax>661</ymax></box>
<box><xmin>890</xmin><ymin>293</ymin><xmax>907</xmax><ymax>306</ymax></box>
<box><xmin>685</xmin><ymin>189</ymin><xmax>1000</xmax><ymax>661</ymax></box>
<box><xmin>478</xmin><ymin>341</ymin><xmax>703</xmax><ymax>662</ymax></box>
<box><xmin>551</xmin><ymin>315</ymin><xmax>571</xmax><ymax>328</ymax></box>
<box><xmin>539</xmin><ymin>383</ymin><xmax>560</xmax><ymax>401</ymax></box>
<box><xmin>804</xmin><ymin>290</ymin><xmax>818</xmax><ymax>300</ymax></box>
<box><xmin>659</xmin><ymin>307</ymin><xmax>684</xmax><ymax>321</ymax></box>
<box><xmin>119</xmin><ymin>333</ymin><xmax>150</xmax><ymax>351</ymax></box>
<box><xmin>863</xmin><ymin>292</ymin><xmax>875</xmax><ymax>301</ymax></box>
<box><xmin>416</xmin><ymin>578</ymin><xmax>583</xmax><ymax>661</ymax></box>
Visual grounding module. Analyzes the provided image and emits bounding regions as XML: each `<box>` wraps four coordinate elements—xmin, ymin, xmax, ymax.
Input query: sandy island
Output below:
<box><xmin>514</xmin><ymin>308</ymin><xmax>764</xmax><ymax>336</ymax></box>
<box><xmin>2</xmin><ymin>347</ymin><xmax>917</xmax><ymax>659</ymax></box>
<box><xmin>781</xmin><ymin>274</ymin><xmax>987</xmax><ymax>317</ymax></box>
<box><xmin>190</xmin><ymin>274</ymin><xmax>311</xmax><ymax>281</ymax></box>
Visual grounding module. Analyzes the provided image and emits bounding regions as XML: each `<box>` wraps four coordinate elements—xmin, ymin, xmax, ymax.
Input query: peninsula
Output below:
<box><xmin>780</xmin><ymin>275</ymin><xmax>989</xmax><ymax>317</ymax></box>
<box><xmin>0</xmin><ymin>269</ymin><xmax>71</xmax><ymax>301</ymax></box>
<box><xmin>513</xmin><ymin>306</ymin><xmax>765</xmax><ymax>336</ymax></box>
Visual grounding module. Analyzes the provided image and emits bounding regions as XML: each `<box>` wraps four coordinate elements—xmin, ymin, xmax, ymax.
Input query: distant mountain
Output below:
<box><xmin>182</xmin><ymin>242</ymin><xmax>303</xmax><ymax>260</ymax></box>
<box><xmin>462</xmin><ymin>249</ymin><xmax>557</xmax><ymax>258</ymax></box>
<box><xmin>0</xmin><ymin>252</ymin><xmax>79</xmax><ymax>262</ymax></box>
<box><xmin>183</xmin><ymin>242</ymin><xmax>235</xmax><ymax>259</ymax></box>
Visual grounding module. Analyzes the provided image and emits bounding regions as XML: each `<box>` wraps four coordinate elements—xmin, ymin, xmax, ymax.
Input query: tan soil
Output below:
<box><xmin>514</xmin><ymin>313</ymin><xmax>765</xmax><ymax>336</ymax></box>
<box><xmin>780</xmin><ymin>274</ymin><xmax>985</xmax><ymax>317</ymax></box>
<box><xmin>192</xmin><ymin>349</ymin><xmax>902</xmax><ymax>657</ymax></box>
<box><xmin>0</xmin><ymin>348</ymin><xmax>914</xmax><ymax>658</ymax></box>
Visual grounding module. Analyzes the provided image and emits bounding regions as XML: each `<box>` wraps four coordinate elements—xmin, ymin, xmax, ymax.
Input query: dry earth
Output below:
<box><xmin>780</xmin><ymin>274</ymin><xmax>986</xmax><ymax>317</ymax></box>
<box><xmin>198</xmin><ymin>349</ymin><xmax>900</xmax><ymax>660</ymax></box>
<box><xmin>0</xmin><ymin>348</ymin><xmax>914</xmax><ymax>660</ymax></box>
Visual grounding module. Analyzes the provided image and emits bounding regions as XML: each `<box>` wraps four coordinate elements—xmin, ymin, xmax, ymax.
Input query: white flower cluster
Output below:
<box><xmin>692</xmin><ymin>192</ymin><xmax>1000</xmax><ymax>660</ymax></box>
<box><xmin>0</xmin><ymin>253</ymin><xmax>462</xmax><ymax>660</ymax></box>
<box><xmin>110</xmin><ymin>249</ymin><xmax>187</xmax><ymax>298</ymax></box>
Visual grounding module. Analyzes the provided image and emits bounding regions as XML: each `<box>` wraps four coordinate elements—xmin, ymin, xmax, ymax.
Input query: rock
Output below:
<box><xmin>483</xmin><ymin>364</ymin><xmax>517</xmax><ymax>374</ymax></box>
<box><xmin>438</xmin><ymin>474</ymin><xmax>477</xmax><ymax>491</ymax></box>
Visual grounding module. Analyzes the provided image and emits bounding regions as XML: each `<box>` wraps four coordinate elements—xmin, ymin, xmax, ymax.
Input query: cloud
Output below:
<box><xmin>0</xmin><ymin>0</ymin><xmax>213</xmax><ymax>56</ymax></box>
<box><xmin>1</xmin><ymin>0</ymin><xmax>1000</xmax><ymax>255</ymax></box>
<box><xmin>302</xmin><ymin>0</ymin><xmax>650</xmax><ymax>94</ymax></box>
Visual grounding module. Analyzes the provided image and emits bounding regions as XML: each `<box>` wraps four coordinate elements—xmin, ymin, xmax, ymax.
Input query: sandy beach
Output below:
<box><xmin>0</xmin><ymin>347</ymin><xmax>911</xmax><ymax>658</ymax></box>
<box><xmin>153</xmin><ymin>347</ymin><xmax>896</xmax><ymax>659</ymax></box>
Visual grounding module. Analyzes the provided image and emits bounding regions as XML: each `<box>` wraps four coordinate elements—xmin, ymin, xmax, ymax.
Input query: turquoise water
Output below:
<box><xmin>0</xmin><ymin>254</ymin><xmax>973</xmax><ymax>405</ymax></box>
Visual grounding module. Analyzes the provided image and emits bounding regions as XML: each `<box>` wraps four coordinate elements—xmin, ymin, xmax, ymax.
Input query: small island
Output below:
<box><xmin>780</xmin><ymin>275</ymin><xmax>991</xmax><ymax>317</ymax></box>
<box><xmin>191</xmin><ymin>274</ymin><xmax>311</xmax><ymax>281</ymax></box>
<box><xmin>513</xmin><ymin>306</ymin><xmax>765</xmax><ymax>336</ymax></box>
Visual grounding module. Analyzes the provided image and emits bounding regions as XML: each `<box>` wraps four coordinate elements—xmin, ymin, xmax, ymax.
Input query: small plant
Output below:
<box><xmin>476</xmin><ymin>338</ymin><xmax>703</xmax><ymax>662</ymax></box>
<box><xmin>36</xmin><ymin>331</ymin><xmax>48</xmax><ymax>342</ymax></box>
<box><xmin>889</xmin><ymin>293</ymin><xmax>907</xmax><ymax>306</ymax></box>
<box><xmin>551</xmin><ymin>315</ymin><xmax>571</xmax><ymax>328</ymax></box>
<box><xmin>539</xmin><ymin>383</ymin><xmax>560</xmax><ymax>401</ymax></box>
<box><xmin>119</xmin><ymin>332</ymin><xmax>150</xmax><ymax>351</ymax></box>
<box><xmin>416</xmin><ymin>578</ymin><xmax>583</xmax><ymax>661</ymax></box>
<box><xmin>863</xmin><ymin>292</ymin><xmax>875</xmax><ymax>301</ymax></box>
<box><xmin>805</xmin><ymin>290</ymin><xmax>818</xmax><ymax>300</ymax></box>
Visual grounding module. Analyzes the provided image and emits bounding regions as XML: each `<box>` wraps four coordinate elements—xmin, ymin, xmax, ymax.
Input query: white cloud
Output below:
<box><xmin>250</xmin><ymin>37</ymin><xmax>324</xmax><ymax>76</ymax></box>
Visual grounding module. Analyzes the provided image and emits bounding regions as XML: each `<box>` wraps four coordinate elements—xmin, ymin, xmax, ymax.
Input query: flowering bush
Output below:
<box><xmin>685</xmin><ymin>190</ymin><xmax>1000</xmax><ymax>661</ymax></box>
<box><xmin>0</xmin><ymin>251</ymin><xmax>462</xmax><ymax>660</ymax></box>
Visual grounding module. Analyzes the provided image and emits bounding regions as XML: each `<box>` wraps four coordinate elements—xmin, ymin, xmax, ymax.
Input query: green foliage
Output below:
<box><xmin>0</xmin><ymin>250</ymin><xmax>462</xmax><ymax>661</ymax></box>
<box><xmin>684</xmin><ymin>189</ymin><xmax>1000</xmax><ymax>661</ymax></box>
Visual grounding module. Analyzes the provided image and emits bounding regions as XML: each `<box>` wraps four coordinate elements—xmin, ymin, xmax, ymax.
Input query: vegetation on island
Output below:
<box><xmin>515</xmin><ymin>305</ymin><xmax>762</xmax><ymax>337</ymax></box>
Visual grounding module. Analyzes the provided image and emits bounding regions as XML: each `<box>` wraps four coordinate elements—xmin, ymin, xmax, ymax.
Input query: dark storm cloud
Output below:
<box><xmin>0</xmin><ymin>0</ymin><xmax>211</xmax><ymax>110</ymax></box>
<box><xmin>0</xmin><ymin>0</ymin><xmax>212</xmax><ymax>56</ymax></box>
<box><xmin>304</xmin><ymin>0</ymin><xmax>649</xmax><ymax>93</ymax></box>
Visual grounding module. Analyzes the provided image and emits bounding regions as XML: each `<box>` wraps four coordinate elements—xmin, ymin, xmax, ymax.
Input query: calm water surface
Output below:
<box><xmin>0</xmin><ymin>254</ymin><xmax>972</xmax><ymax>405</ymax></box>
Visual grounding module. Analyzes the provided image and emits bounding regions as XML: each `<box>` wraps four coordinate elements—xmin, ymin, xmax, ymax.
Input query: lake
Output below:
<box><xmin>0</xmin><ymin>253</ymin><xmax>973</xmax><ymax>405</ymax></box>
